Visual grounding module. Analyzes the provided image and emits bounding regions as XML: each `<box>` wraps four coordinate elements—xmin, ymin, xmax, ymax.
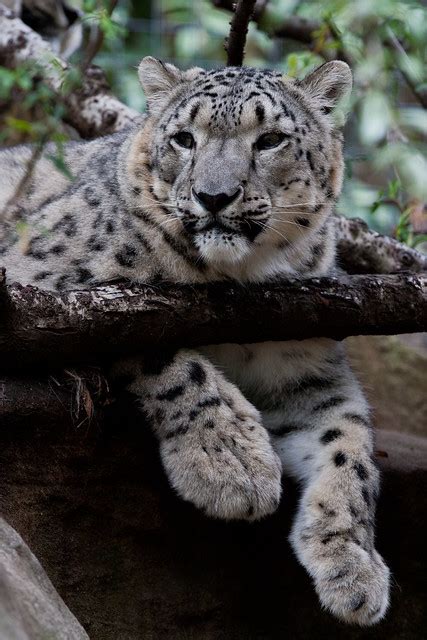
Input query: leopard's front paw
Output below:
<box><xmin>290</xmin><ymin>499</ymin><xmax>390</xmax><ymax>626</ymax></box>
<box><xmin>160</xmin><ymin>403</ymin><xmax>282</xmax><ymax>521</ymax></box>
<box><xmin>313</xmin><ymin>546</ymin><xmax>390</xmax><ymax>626</ymax></box>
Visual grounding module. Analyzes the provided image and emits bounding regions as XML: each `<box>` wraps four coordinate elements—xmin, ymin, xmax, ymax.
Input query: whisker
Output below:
<box><xmin>250</xmin><ymin>219</ymin><xmax>290</xmax><ymax>244</ymax></box>
<box><xmin>156</xmin><ymin>215</ymin><xmax>182</xmax><ymax>226</ymax></box>
<box><xmin>267</xmin><ymin>216</ymin><xmax>316</xmax><ymax>229</ymax></box>
<box><xmin>250</xmin><ymin>219</ymin><xmax>311</xmax><ymax>261</ymax></box>
<box><xmin>141</xmin><ymin>194</ymin><xmax>179</xmax><ymax>209</ymax></box>
<box><xmin>269</xmin><ymin>208</ymin><xmax>319</xmax><ymax>216</ymax></box>
<box><xmin>270</xmin><ymin>201</ymin><xmax>329</xmax><ymax>209</ymax></box>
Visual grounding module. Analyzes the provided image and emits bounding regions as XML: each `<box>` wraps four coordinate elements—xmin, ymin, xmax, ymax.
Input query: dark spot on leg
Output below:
<box><xmin>313</xmin><ymin>396</ymin><xmax>346</xmax><ymax>412</ymax></box>
<box><xmin>362</xmin><ymin>487</ymin><xmax>370</xmax><ymax>506</ymax></box>
<box><xmin>205</xmin><ymin>419</ymin><xmax>215</xmax><ymax>429</ymax></box>
<box><xmin>321</xmin><ymin>532</ymin><xmax>339</xmax><ymax>544</ymax></box>
<box><xmin>271</xmin><ymin>423</ymin><xmax>303</xmax><ymax>436</ymax></box>
<box><xmin>198</xmin><ymin>396</ymin><xmax>221</xmax><ymax>409</ymax></box>
<box><xmin>351</xmin><ymin>594</ymin><xmax>366</xmax><ymax>612</ymax></box>
<box><xmin>354</xmin><ymin>462</ymin><xmax>369</xmax><ymax>481</ymax></box>
<box><xmin>334</xmin><ymin>451</ymin><xmax>347</xmax><ymax>467</ymax></box>
<box><xmin>320</xmin><ymin>428</ymin><xmax>343</xmax><ymax>444</ymax></box>
<box><xmin>165</xmin><ymin>424</ymin><xmax>189</xmax><ymax>439</ymax></box>
<box><xmin>157</xmin><ymin>385</ymin><xmax>186</xmax><ymax>402</ymax></box>
<box><xmin>189</xmin><ymin>360</ymin><xmax>207</xmax><ymax>386</ymax></box>
<box><xmin>343</xmin><ymin>412</ymin><xmax>371</xmax><ymax>427</ymax></box>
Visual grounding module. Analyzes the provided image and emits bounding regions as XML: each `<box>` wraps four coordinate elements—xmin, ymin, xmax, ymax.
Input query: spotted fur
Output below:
<box><xmin>0</xmin><ymin>58</ymin><xmax>390</xmax><ymax>626</ymax></box>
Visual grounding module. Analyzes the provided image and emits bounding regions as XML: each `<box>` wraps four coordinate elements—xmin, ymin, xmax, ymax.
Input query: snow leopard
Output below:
<box><xmin>0</xmin><ymin>57</ymin><xmax>390</xmax><ymax>626</ymax></box>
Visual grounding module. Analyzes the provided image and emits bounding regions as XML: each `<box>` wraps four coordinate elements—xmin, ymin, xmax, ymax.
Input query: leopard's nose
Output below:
<box><xmin>192</xmin><ymin>188</ymin><xmax>241</xmax><ymax>214</ymax></box>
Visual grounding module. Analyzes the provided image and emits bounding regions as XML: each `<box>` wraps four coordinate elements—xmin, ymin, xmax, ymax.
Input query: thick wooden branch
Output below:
<box><xmin>0</xmin><ymin>268</ymin><xmax>425</xmax><ymax>370</ymax></box>
<box><xmin>225</xmin><ymin>0</ymin><xmax>257</xmax><ymax>66</ymax></box>
<box><xmin>0</xmin><ymin>3</ymin><xmax>142</xmax><ymax>138</ymax></box>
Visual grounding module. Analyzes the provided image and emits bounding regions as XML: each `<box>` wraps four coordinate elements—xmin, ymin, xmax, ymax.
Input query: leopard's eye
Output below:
<box><xmin>255</xmin><ymin>131</ymin><xmax>288</xmax><ymax>151</ymax></box>
<box><xmin>172</xmin><ymin>131</ymin><xmax>195</xmax><ymax>149</ymax></box>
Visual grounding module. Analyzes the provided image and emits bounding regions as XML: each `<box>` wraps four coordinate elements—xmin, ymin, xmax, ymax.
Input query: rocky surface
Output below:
<box><xmin>0</xmin><ymin>518</ymin><xmax>88</xmax><ymax>639</ymax></box>
<box><xmin>0</xmin><ymin>395</ymin><xmax>425</xmax><ymax>639</ymax></box>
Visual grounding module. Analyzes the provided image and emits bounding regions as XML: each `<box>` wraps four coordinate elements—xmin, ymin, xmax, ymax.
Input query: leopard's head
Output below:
<box><xmin>136</xmin><ymin>57</ymin><xmax>352</xmax><ymax>266</ymax></box>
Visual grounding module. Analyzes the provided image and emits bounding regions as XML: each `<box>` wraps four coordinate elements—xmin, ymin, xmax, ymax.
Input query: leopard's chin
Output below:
<box><xmin>193</xmin><ymin>230</ymin><xmax>251</xmax><ymax>265</ymax></box>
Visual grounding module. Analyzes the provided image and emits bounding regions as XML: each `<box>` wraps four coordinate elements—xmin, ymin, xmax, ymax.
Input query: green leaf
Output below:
<box><xmin>5</xmin><ymin>117</ymin><xmax>35</xmax><ymax>134</ymax></box>
<box><xmin>411</xmin><ymin>234</ymin><xmax>427</xmax><ymax>248</ymax></box>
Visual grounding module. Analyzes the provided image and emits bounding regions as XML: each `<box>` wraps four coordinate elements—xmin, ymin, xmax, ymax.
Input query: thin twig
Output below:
<box><xmin>225</xmin><ymin>0</ymin><xmax>257</xmax><ymax>66</ymax></box>
<box><xmin>81</xmin><ymin>0</ymin><xmax>119</xmax><ymax>71</ymax></box>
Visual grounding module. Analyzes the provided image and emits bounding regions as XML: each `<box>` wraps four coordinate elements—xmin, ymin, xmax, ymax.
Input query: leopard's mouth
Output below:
<box><xmin>183</xmin><ymin>217</ymin><xmax>264</xmax><ymax>243</ymax></box>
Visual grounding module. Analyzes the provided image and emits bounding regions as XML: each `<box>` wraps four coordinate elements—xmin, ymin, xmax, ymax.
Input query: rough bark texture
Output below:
<box><xmin>1</xmin><ymin>270</ymin><xmax>426</xmax><ymax>370</ymax></box>
<box><xmin>225</xmin><ymin>0</ymin><xmax>257</xmax><ymax>66</ymax></box>
<box><xmin>0</xmin><ymin>3</ymin><xmax>142</xmax><ymax>138</ymax></box>
<box><xmin>0</xmin><ymin>517</ymin><xmax>89</xmax><ymax>639</ymax></box>
<box><xmin>0</xmin><ymin>395</ymin><xmax>425</xmax><ymax>640</ymax></box>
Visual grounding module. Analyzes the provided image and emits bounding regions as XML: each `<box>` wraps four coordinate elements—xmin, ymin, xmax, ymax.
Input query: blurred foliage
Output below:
<box><xmin>1</xmin><ymin>0</ymin><xmax>427</xmax><ymax>248</ymax></box>
<box><xmin>0</xmin><ymin>62</ymin><xmax>72</xmax><ymax>176</ymax></box>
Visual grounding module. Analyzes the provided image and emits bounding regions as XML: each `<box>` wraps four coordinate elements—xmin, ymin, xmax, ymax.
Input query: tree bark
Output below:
<box><xmin>0</xmin><ymin>3</ymin><xmax>142</xmax><ymax>139</ymax></box>
<box><xmin>1</xmin><ymin>269</ymin><xmax>426</xmax><ymax>370</ymax></box>
<box><xmin>225</xmin><ymin>0</ymin><xmax>257</xmax><ymax>66</ymax></box>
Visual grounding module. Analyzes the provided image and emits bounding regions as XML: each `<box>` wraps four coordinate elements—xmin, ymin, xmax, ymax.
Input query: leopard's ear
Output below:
<box><xmin>299</xmin><ymin>61</ymin><xmax>352</xmax><ymax>117</ymax></box>
<box><xmin>138</xmin><ymin>57</ymin><xmax>183</xmax><ymax>116</ymax></box>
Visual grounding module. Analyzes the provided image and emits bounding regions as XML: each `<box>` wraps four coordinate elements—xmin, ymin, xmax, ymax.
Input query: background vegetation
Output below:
<box><xmin>1</xmin><ymin>0</ymin><xmax>427</xmax><ymax>247</ymax></box>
